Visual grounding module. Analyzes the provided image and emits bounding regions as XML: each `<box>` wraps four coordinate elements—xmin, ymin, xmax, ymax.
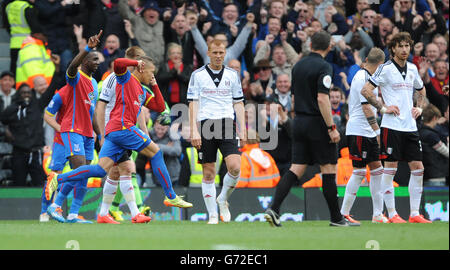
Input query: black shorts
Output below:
<box><xmin>291</xmin><ymin>115</ymin><xmax>338</xmax><ymax>165</ymax></box>
<box><xmin>380</xmin><ymin>128</ymin><xmax>423</xmax><ymax>162</ymax></box>
<box><xmin>116</xmin><ymin>150</ymin><xmax>132</xmax><ymax>164</ymax></box>
<box><xmin>347</xmin><ymin>135</ymin><xmax>380</xmax><ymax>168</ymax></box>
<box><xmin>198</xmin><ymin>118</ymin><xmax>240</xmax><ymax>164</ymax></box>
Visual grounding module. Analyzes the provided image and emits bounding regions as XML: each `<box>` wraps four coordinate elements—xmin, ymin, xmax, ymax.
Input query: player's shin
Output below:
<box><xmin>409</xmin><ymin>169</ymin><xmax>424</xmax><ymax>217</ymax></box>
<box><xmin>51</xmin><ymin>181</ymin><xmax>75</xmax><ymax>208</ymax></box>
<box><xmin>150</xmin><ymin>150</ymin><xmax>176</xmax><ymax>199</ymax></box>
<box><xmin>382</xmin><ymin>168</ymin><xmax>398</xmax><ymax>218</ymax></box>
<box><xmin>58</xmin><ymin>164</ymin><xmax>107</xmax><ymax>183</ymax></box>
<box><xmin>67</xmin><ymin>179</ymin><xmax>89</xmax><ymax>220</ymax></box>
<box><xmin>340</xmin><ymin>169</ymin><xmax>366</xmax><ymax>216</ymax></box>
<box><xmin>217</xmin><ymin>172</ymin><xmax>239</xmax><ymax>203</ymax></box>
<box><xmin>100</xmin><ymin>177</ymin><xmax>119</xmax><ymax>216</ymax></box>
<box><xmin>202</xmin><ymin>179</ymin><xmax>218</xmax><ymax>218</ymax></box>
<box><xmin>120</xmin><ymin>176</ymin><xmax>140</xmax><ymax>217</ymax></box>
<box><xmin>369</xmin><ymin>166</ymin><xmax>384</xmax><ymax>217</ymax></box>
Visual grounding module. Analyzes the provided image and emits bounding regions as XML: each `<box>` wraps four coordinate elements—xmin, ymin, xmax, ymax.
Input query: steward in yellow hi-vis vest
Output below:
<box><xmin>186</xmin><ymin>147</ymin><xmax>222</xmax><ymax>186</ymax></box>
<box><xmin>5</xmin><ymin>0</ymin><xmax>31</xmax><ymax>50</ymax></box>
<box><xmin>16</xmin><ymin>35</ymin><xmax>55</xmax><ymax>89</ymax></box>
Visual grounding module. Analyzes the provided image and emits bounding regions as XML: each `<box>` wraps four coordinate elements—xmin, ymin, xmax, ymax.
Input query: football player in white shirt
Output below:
<box><xmin>341</xmin><ymin>48</ymin><xmax>396</xmax><ymax>224</ymax></box>
<box><xmin>95</xmin><ymin>46</ymin><xmax>151</xmax><ymax>224</ymax></box>
<box><xmin>361</xmin><ymin>32</ymin><xmax>431</xmax><ymax>223</ymax></box>
<box><xmin>188</xmin><ymin>39</ymin><xmax>246</xmax><ymax>224</ymax></box>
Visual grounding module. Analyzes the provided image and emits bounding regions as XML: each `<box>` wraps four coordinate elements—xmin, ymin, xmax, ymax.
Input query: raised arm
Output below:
<box><xmin>67</xmin><ymin>30</ymin><xmax>102</xmax><ymax>77</ymax></box>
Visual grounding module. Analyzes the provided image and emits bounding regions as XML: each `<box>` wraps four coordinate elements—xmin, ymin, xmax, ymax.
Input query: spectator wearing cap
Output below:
<box><xmin>149</xmin><ymin>115</ymin><xmax>182</xmax><ymax>186</ymax></box>
<box><xmin>249</xmin><ymin>59</ymin><xmax>276</xmax><ymax>104</ymax></box>
<box><xmin>0</xmin><ymin>71</ymin><xmax>16</xmax><ymax>112</ymax></box>
<box><xmin>118</xmin><ymin>0</ymin><xmax>165</xmax><ymax>67</ymax></box>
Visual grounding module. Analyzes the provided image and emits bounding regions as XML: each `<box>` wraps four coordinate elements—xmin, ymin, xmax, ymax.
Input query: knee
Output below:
<box><xmin>202</xmin><ymin>165</ymin><xmax>216</xmax><ymax>181</ymax></box>
<box><xmin>228</xmin><ymin>164</ymin><xmax>241</xmax><ymax>177</ymax></box>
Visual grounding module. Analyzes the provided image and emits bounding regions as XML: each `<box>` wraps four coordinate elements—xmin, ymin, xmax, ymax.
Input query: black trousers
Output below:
<box><xmin>10</xmin><ymin>49</ymin><xmax>19</xmax><ymax>75</ymax></box>
<box><xmin>11</xmin><ymin>148</ymin><xmax>45</xmax><ymax>186</ymax></box>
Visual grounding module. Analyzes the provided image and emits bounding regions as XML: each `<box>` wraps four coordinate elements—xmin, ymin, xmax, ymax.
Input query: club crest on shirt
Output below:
<box><xmin>73</xmin><ymin>143</ymin><xmax>80</xmax><ymax>153</ymax></box>
<box><xmin>225</xmin><ymin>80</ymin><xmax>230</xmax><ymax>86</ymax></box>
<box><xmin>88</xmin><ymin>91</ymin><xmax>96</xmax><ymax>101</ymax></box>
<box><xmin>138</xmin><ymin>94</ymin><xmax>145</xmax><ymax>104</ymax></box>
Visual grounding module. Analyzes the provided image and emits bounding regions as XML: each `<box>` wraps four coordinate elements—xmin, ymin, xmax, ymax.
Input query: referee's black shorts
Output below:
<box><xmin>198</xmin><ymin>118</ymin><xmax>240</xmax><ymax>164</ymax></box>
<box><xmin>380</xmin><ymin>127</ymin><xmax>423</xmax><ymax>162</ymax></box>
<box><xmin>347</xmin><ymin>135</ymin><xmax>380</xmax><ymax>168</ymax></box>
<box><xmin>291</xmin><ymin>115</ymin><xmax>338</xmax><ymax>165</ymax></box>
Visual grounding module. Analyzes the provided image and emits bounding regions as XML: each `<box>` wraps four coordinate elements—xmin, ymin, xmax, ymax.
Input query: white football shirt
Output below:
<box><xmin>99</xmin><ymin>73</ymin><xmax>117</xmax><ymax>126</ymax></box>
<box><xmin>346</xmin><ymin>68</ymin><xmax>378</xmax><ymax>138</ymax></box>
<box><xmin>187</xmin><ymin>65</ymin><xmax>244</xmax><ymax>121</ymax></box>
<box><xmin>369</xmin><ymin>60</ymin><xmax>424</xmax><ymax>132</ymax></box>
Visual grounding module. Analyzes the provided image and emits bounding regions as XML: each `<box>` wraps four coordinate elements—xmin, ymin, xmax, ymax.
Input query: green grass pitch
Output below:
<box><xmin>0</xmin><ymin>220</ymin><xmax>448</xmax><ymax>250</ymax></box>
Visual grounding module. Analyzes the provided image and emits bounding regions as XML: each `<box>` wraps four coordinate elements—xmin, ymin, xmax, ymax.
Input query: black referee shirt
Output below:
<box><xmin>291</xmin><ymin>52</ymin><xmax>333</xmax><ymax>116</ymax></box>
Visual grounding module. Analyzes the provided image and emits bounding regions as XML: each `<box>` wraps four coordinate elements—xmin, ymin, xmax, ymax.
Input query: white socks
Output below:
<box><xmin>409</xmin><ymin>169</ymin><xmax>424</xmax><ymax>217</ymax></box>
<box><xmin>120</xmin><ymin>176</ymin><xmax>139</xmax><ymax>217</ymax></box>
<box><xmin>382</xmin><ymin>168</ymin><xmax>398</xmax><ymax>219</ymax></box>
<box><xmin>340</xmin><ymin>168</ymin><xmax>366</xmax><ymax>216</ymax></box>
<box><xmin>217</xmin><ymin>172</ymin><xmax>239</xmax><ymax>203</ymax></box>
<box><xmin>99</xmin><ymin>177</ymin><xmax>118</xmax><ymax>216</ymax></box>
<box><xmin>369</xmin><ymin>166</ymin><xmax>384</xmax><ymax>217</ymax></box>
<box><xmin>202</xmin><ymin>179</ymin><xmax>217</xmax><ymax>217</ymax></box>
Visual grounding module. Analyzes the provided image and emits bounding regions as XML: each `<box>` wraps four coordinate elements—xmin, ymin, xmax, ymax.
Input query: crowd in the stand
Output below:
<box><xmin>0</xmin><ymin>0</ymin><xmax>448</xmax><ymax>187</ymax></box>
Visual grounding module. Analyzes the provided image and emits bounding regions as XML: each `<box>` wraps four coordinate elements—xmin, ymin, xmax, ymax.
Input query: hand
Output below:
<box><xmin>51</xmin><ymin>54</ymin><xmax>60</xmax><ymax>67</ymax></box>
<box><xmin>260</xmin><ymin>8</ymin><xmax>268</xmax><ymax>24</ymax></box>
<box><xmin>385</xmin><ymin>105</ymin><xmax>400</xmax><ymax>116</ymax></box>
<box><xmin>393</xmin><ymin>1</ymin><xmax>401</xmax><ymax>13</ymax></box>
<box><xmin>339</xmin><ymin>71</ymin><xmax>347</xmax><ymax>83</ymax></box>
<box><xmin>124</xmin><ymin>19</ymin><xmax>134</xmax><ymax>38</ymax></box>
<box><xmin>87</xmin><ymin>29</ymin><xmax>102</xmax><ymax>49</ymax></box>
<box><xmin>149</xmin><ymin>74</ymin><xmax>157</xmax><ymax>86</ymax></box>
<box><xmin>442</xmin><ymin>85</ymin><xmax>449</xmax><ymax>95</ymax></box>
<box><xmin>328</xmin><ymin>129</ymin><xmax>341</xmax><ymax>143</ymax></box>
<box><xmin>326</xmin><ymin>5</ymin><xmax>337</xmax><ymax>16</ymax></box>
<box><xmin>411</xmin><ymin>107</ymin><xmax>423</xmax><ymax>119</ymax></box>
<box><xmin>286</xmin><ymin>21</ymin><xmax>295</xmax><ymax>33</ymax></box>
<box><xmin>191</xmin><ymin>130</ymin><xmax>202</xmax><ymax>150</ymax></box>
<box><xmin>411</xmin><ymin>1</ymin><xmax>417</xmax><ymax>16</ymax></box>
<box><xmin>246</xmin><ymin>12</ymin><xmax>255</xmax><ymax>24</ymax></box>
<box><xmin>280</xmin><ymin>30</ymin><xmax>288</xmax><ymax>43</ymax></box>
<box><xmin>414</xmin><ymin>42</ymin><xmax>424</xmax><ymax>56</ymax></box>
<box><xmin>73</xmin><ymin>24</ymin><xmax>83</xmax><ymax>38</ymax></box>
<box><xmin>202</xmin><ymin>21</ymin><xmax>212</xmax><ymax>34</ymax></box>
<box><xmin>412</xmin><ymin>15</ymin><xmax>423</xmax><ymax>30</ymax></box>
<box><xmin>137</xmin><ymin>60</ymin><xmax>145</xmax><ymax>73</ymax></box>
<box><xmin>296</xmin><ymin>30</ymin><xmax>307</xmax><ymax>42</ymax></box>
<box><xmin>163</xmin><ymin>10</ymin><xmax>172</xmax><ymax>21</ymax></box>
<box><xmin>278</xmin><ymin>104</ymin><xmax>288</xmax><ymax>123</ymax></box>
<box><xmin>229</xmin><ymin>24</ymin><xmax>238</xmax><ymax>37</ymax></box>
<box><xmin>265</xmin><ymin>34</ymin><xmax>275</xmax><ymax>44</ymax></box>
<box><xmin>294</xmin><ymin>1</ymin><xmax>304</xmax><ymax>12</ymax></box>
<box><xmin>199</xmin><ymin>8</ymin><xmax>208</xmax><ymax>21</ymax></box>
<box><xmin>427</xmin><ymin>0</ymin><xmax>438</xmax><ymax>14</ymax></box>
<box><xmin>265</xmin><ymin>86</ymin><xmax>273</xmax><ymax>96</ymax></box>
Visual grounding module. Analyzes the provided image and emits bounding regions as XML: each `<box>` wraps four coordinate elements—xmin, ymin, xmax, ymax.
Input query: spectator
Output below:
<box><xmin>15</xmin><ymin>33</ymin><xmax>55</xmax><ymax>90</ymax></box>
<box><xmin>156</xmin><ymin>43</ymin><xmax>193</xmax><ymax>108</ymax></box>
<box><xmin>347</xmin><ymin>0</ymin><xmax>370</xmax><ymax>25</ymax></box>
<box><xmin>378</xmin><ymin>17</ymin><xmax>394</xmax><ymax>50</ymax></box>
<box><xmin>4</xmin><ymin>0</ymin><xmax>41</xmax><ymax>74</ymax></box>
<box><xmin>96</xmin><ymin>34</ymin><xmax>125</xmax><ymax>80</ymax></box>
<box><xmin>189</xmin><ymin>12</ymin><xmax>255</xmax><ymax>65</ymax></box>
<box><xmin>330</xmin><ymin>86</ymin><xmax>345</xmax><ymax>116</ymax></box>
<box><xmin>324</xmin><ymin>5</ymin><xmax>349</xmax><ymax>35</ymax></box>
<box><xmin>360</xmin><ymin>8</ymin><xmax>383</xmax><ymax>48</ymax></box>
<box><xmin>287</xmin><ymin>1</ymin><xmax>313</xmax><ymax>32</ymax></box>
<box><xmin>313</xmin><ymin>0</ymin><xmax>333</xmax><ymax>28</ymax></box>
<box><xmin>271</xmin><ymin>73</ymin><xmax>292</xmax><ymax>113</ymax></box>
<box><xmin>249</xmin><ymin>59</ymin><xmax>276</xmax><ymax>104</ymax></box>
<box><xmin>0</xmin><ymin>71</ymin><xmax>16</xmax><ymax>111</ymax></box>
<box><xmin>34</xmin><ymin>0</ymin><xmax>79</xmax><ymax>74</ymax></box>
<box><xmin>208</xmin><ymin>3</ymin><xmax>244</xmax><ymax>44</ymax></box>
<box><xmin>118</xmin><ymin>0</ymin><xmax>165</xmax><ymax>67</ymax></box>
<box><xmin>0</xmin><ymin>84</ymin><xmax>45</xmax><ymax>186</ymax></box>
<box><xmin>149</xmin><ymin>115</ymin><xmax>182</xmax><ymax>186</ymax></box>
<box><xmin>420</xmin><ymin>58</ymin><xmax>449</xmax><ymax>115</ymax></box>
<box><xmin>326</xmin><ymin>39</ymin><xmax>355</xmax><ymax>91</ymax></box>
<box><xmin>419</xmin><ymin>104</ymin><xmax>449</xmax><ymax>186</ymax></box>
<box><xmin>432</xmin><ymin>34</ymin><xmax>449</xmax><ymax>61</ymax></box>
<box><xmin>162</xmin><ymin>13</ymin><xmax>197</xmax><ymax>66</ymax></box>
<box><xmin>227</xmin><ymin>59</ymin><xmax>250</xmax><ymax>97</ymax></box>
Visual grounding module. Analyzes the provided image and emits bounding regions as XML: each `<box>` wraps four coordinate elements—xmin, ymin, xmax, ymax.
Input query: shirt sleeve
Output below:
<box><xmin>45</xmin><ymin>93</ymin><xmax>62</xmax><ymax>116</ymax></box>
<box><xmin>232</xmin><ymin>70</ymin><xmax>244</xmax><ymax>103</ymax></box>
<box><xmin>65</xmin><ymin>71</ymin><xmax>80</xmax><ymax>87</ymax></box>
<box><xmin>317</xmin><ymin>63</ymin><xmax>333</xmax><ymax>94</ymax></box>
<box><xmin>187</xmin><ymin>71</ymin><xmax>199</xmax><ymax>101</ymax></box>
<box><xmin>413</xmin><ymin>65</ymin><xmax>424</xmax><ymax>90</ymax></box>
<box><xmin>99</xmin><ymin>74</ymin><xmax>116</xmax><ymax>103</ymax></box>
<box><xmin>369</xmin><ymin>64</ymin><xmax>386</xmax><ymax>87</ymax></box>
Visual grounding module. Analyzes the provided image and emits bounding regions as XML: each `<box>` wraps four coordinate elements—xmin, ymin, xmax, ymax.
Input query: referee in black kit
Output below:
<box><xmin>264</xmin><ymin>31</ymin><xmax>356</xmax><ymax>227</ymax></box>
